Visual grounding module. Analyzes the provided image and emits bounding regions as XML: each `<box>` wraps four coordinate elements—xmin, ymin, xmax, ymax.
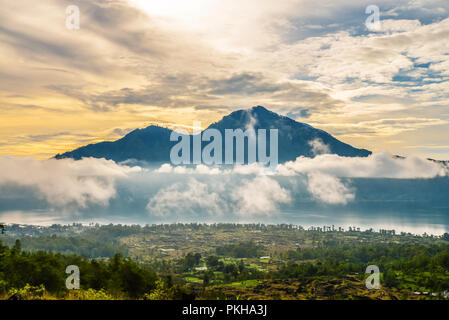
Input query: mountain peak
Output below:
<box><xmin>250</xmin><ymin>105</ymin><xmax>270</xmax><ymax>113</ymax></box>
<box><xmin>214</xmin><ymin>105</ymin><xmax>282</xmax><ymax>130</ymax></box>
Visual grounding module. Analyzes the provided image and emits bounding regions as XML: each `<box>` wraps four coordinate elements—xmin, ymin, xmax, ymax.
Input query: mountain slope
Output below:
<box><xmin>56</xmin><ymin>126</ymin><xmax>175</xmax><ymax>163</ymax></box>
<box><xmin>207</xmin><ymin>106</ymin><xmax>371</xmax><ymax>162</ymax></box>
<box><xmin>55</xmin><ymin>106</ymin><xmax>371</xmax><ymax>163</ymax></box>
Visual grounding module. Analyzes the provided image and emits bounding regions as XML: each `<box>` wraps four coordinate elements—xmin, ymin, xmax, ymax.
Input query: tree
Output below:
<box><xmin>224</xmin><ymin>264</ymin><xmax>238</xmax><ymax>278</ymax></box>
<box><xmin>203</xmin><ymin>272</ymin><xmax>211</xmax><ymax>287</ymax></box>
<box><xmin>194</xmin><ymin>253</ymin><xmax>202</xmax><ymax>265</ymax></box>
<box><xmin>165</xmin><ymin>274</ymin><xmax>174</xmax><ymax>289</ymax></box>
<box><xmin>238</xmin><ymin>260</ymin><xmax>245</xmax><ymax>273</ymax></box>
<box><xmin>121</xmin><ymin>262</ymin><xmax>143</xmax><ymax>297</ymax></box>
<box><xmin>383</xmin><ymin>269</ymin><xmax>397</xmax><ymax>288</ymax></box>
<box><xmin>206</xmin><ymin>255</ymin><xmax>219</xmax><ymax>268</ymax></box>
<box><xmin>13</xmin><ymin>239</ymin><xmax>21</xmax><ymax>253</ymax></box>
<box><xmin>182</xmin><ymin>253</ymin><xmax>201</xmax><ymax>271</ymax></box>
<box><xmin>0</xmin><ymin>242</ymin><xmax>159</xmax><ymax>299</ymax></box>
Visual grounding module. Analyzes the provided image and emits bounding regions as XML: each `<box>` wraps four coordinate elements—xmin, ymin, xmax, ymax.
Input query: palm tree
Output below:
<box><xmin>0</xmin><ymin>224</ymin><xmax>5</xmax><ymax>234</ymax></box>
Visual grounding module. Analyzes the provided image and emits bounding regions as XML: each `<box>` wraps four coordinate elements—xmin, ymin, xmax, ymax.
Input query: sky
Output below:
<box><xmin>0</xmin><ymin>0</ymin><xmax>449</xmax><ymax>159</ymax></box>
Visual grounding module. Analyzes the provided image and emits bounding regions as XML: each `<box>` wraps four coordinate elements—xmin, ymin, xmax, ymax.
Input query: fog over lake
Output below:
<box><xmin>1</xmin><ymin>156</ymin><xmax>447</xmax><ymax>235</ymax></box>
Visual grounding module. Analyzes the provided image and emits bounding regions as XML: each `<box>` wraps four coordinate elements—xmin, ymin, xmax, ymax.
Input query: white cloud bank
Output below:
<box><xmin>146</xmin><ymin>178</ymin><xmax>228</xmax><ymax>217</ymax></box>
<box><xmin>148</xmin><ymin>152</ymin><xmax>447</xmax><ymax>210</ymax></box>
<box><xmin>231</xmin><ymin>176</ymin><xmax>291</xmax><ymax>216</ymax></box>
<box><xmin>146</xmin><ymin>175</ymin><xmax>291</xmax><ymax>218</ymax></box>
<box><xmin>0</xmin><ymin>156</ymin><xmax>141</xmax><ymax>207</ymax></box>
<box><xmin>0</xmin><ymin>153</ymin><xmax>447</xmax><ymax>224</ymax></box>
<box><xmin>306</xmin><ymin>172</ymin><xmax>354</xmax><ymax>205</ymax></box>
<box><xmin>277</xmin><ymin>152</ymin><xmax>448</xmax><ymax>178</ymax></box>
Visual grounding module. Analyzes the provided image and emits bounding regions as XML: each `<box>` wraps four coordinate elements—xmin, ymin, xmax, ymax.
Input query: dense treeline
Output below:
<box><xmin>174</xmin><ymin>241</ymin><xmax>449</xmax><ymax>295</ymax></box>
<box><xmin>1</xmin><ymin>236</ymin><xmax>128</xmax><ymax>258</ymax></box>
<box><xmin>282</xmin><ymin>243</ymin><xmax>449</xmax><ymax>268</ymax></box>
<box><xmin>215</xmin><ymin>242</ymin><xmax>262</xmax><ymax>258</ymax></box>
<box><xmin>5</xmin><ymin>222</ymin><xmax>449</xmax><ymax>241</ymax></box>
<box><xmin>0</xmin><ymin>241</ymin><xmax>156</xmax><ymax>298</ymax></box>
<box><xmin>276</xmin><ymin>243</ymin><xmax>449</xmax><ymax>292</ymax></box>
<box><xmin>4</xmin><ymin>223</ymin><xmax>306</xmax><ymax>237</ymax></box>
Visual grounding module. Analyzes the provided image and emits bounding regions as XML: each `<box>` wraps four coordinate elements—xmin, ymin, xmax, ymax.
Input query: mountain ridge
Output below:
<box><xmin>55</xmin><ymin>106</ymin><xmax>372</xmax><ymax>163</ymax></box>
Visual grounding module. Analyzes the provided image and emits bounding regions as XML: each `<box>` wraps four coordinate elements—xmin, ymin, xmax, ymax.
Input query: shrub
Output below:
<box><xmin>8</xmin><ymin>284</ymin><xmax>47</xmax><ymax>300</ymax></box>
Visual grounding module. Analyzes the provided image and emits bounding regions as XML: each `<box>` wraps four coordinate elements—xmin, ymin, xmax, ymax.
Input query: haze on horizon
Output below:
<box><xmin>0</xmin><ymin>0</ymin><xmax>449</xmax><ymax>160</ymax></box>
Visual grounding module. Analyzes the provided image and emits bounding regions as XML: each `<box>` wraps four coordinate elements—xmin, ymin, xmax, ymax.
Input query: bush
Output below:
<box><xmin>68</xmin><ymin>288</ymin><xmax>115</xmax><ymax>300</ymax></box>
<box><xmin>8</xmin><ymin>284</ymin><xmax>47</xmax><ymax>300</ymax></box>
<box><xmin>0</xmin><ymin>280</ymin><xmax>8</xmax><ymax>295</ymax></box>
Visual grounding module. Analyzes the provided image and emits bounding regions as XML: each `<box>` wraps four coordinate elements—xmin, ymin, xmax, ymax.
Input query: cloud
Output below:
<box><xmin>155</xmin><ymin>163</ymin><xmax>272</xmax><ymax>176</ymax></box>
<box><xmin>26</xmin><ymin>132</ymin><xmax>92</xmax><ymax>143</ymax></box>
<box><xmin>2</xmin><ymin>0</ymin><xmax>449</xmax><ymax>160</ymax></box>
<box><xmin>309</xmin><ymin>117</ymin><xmax>448</xmax><ymax>138</ymax></box>
<box><xmin>0</xmin><ymin>152</ymin><xmax>447</xmax><ymax>224</ymax></box>
<box><xmin>149</xmin><ymin>152</ymin><xmax>448</xmax><ymax>211</ymax></box>
<box><xmin>146</xmin><ymin>178</ymin><xmax>227</xmax><ymax>217</ymax></box>
<box><xmin>146</xmin><ymin>174</ymin><xmax>291</xmax><ymax>218</ymax></box>
<box><xmin>155</xmin><ymin>163</ymin><xmax>224</xmax><ymax>175</ymax></box>
<box><xmin>277</xmin><ymin>152</ymin><xmax>448</xmax><ymax>178</ymax></box>
<box><xmin>379</xmin><ymin>19</ymin><xmax>422</xmax><ymax>33</ymax></box>
<box><xmin>306</xmin><ymin>172</ymin><xmax>354</xmax><ymax>204</ymax></box>
<box><xmin>0</xmin><ymin>156</ymin><xmax>141</xmax><ymax>207</ymax></box>
<box><xmin>231</xmin><ymin>175</ymin><xmax>291</xmax><ymax>215</ymax></box>
<box><xmin>308</xmin><ymin>138</ymin><xmax>330</xmax><ymax>156</ymax></box>
<box><xmin>1</xmin><ymin>1</ymin><xmax>449</xmax><ymax>219</ymax></box>
<box><xmin>152</xmin><ymin>153</ymin><xmax>448</xmax><ymax>210</ymax></box>
<box><xmin>208</xmin><ymin>73</ymin><xmax>280</xmax><ymax>95</ymax></box>
<box><xmin>285</xmin><ymin>108</ymin><xmax>310</xmax><ymax>119</ymax></box>
<box><xmin>276</xmin><ymin>151</ymin><xmax>448</xmax><ymax>204</ymax></box>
